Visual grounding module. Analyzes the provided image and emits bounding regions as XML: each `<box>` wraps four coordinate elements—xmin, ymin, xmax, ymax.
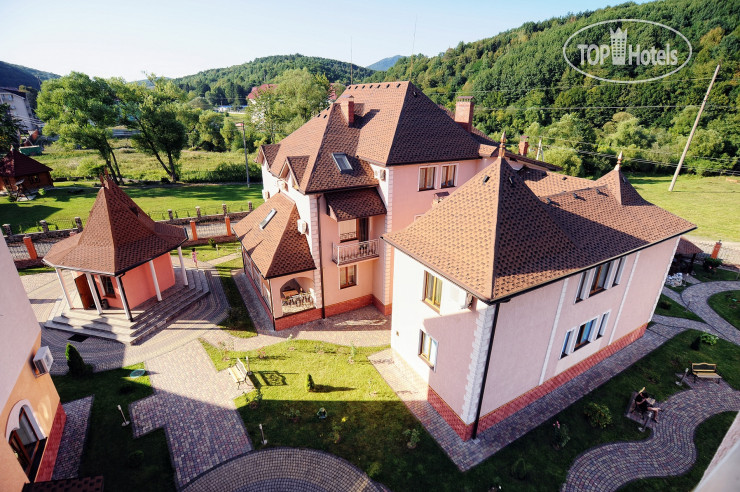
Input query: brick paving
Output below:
<box><xmin>181</xmin><ymin>447</ymin><xmax>388</xmax><ymax>492</ymax></box>
<box><xmin>51</xmin><ymin>396</ymin><xmax>94</xmax><ymax>480</ymax></box>
<box><xmin>564</xmin><ymin>378</ymin><xmax>740</xmax><ymax>492</ymax></box>
<box><xmin>129</xmin><ymin>340</ymin><xmax>253</xmax><ymax>489</ymax></box>
<box><xmin>661</xmin><ymin>286</ymin><xmax>686</xmax><ymax>306</ymax></box>
<box><xmin>681</xmin><ymin>281</ymin><xmax>740</xmax><ymax>344</ymax></box>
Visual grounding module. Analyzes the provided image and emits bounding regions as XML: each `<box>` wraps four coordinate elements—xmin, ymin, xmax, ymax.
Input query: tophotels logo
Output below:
<box><xmin>563</xmin><ymin>19</ymin><xmax>692</xmax><ymax>84</ymax></box>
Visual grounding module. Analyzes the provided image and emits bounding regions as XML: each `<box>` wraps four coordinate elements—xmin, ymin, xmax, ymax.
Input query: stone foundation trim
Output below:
<box><xmin>371</xmin><ymin>295</ymin><xmax>392</xmax><ymax>315</ymax></box>
<box><xmin>274</xmin><ymin>308</ymin><xmax>323</xmax><ymax>331</ymax></box>
<box><xmin>324</xmin><ymin>294</ymin><xmax>374</xmax><ymax>318</ymax></box>
<box><xmin>35</xmin><ymin>402</ymin><xmax>67</xmax><ymax>482</ymax></box>
<box><xmin>425</xmin><ymin>323</ymin><xmax>648</xmax><ymax>441</ymax></box>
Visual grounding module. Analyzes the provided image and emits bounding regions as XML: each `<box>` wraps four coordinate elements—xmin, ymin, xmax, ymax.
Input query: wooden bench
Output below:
<box><xmin>228</xmin><ymin>358</ymin><xmax>249</xmax><ymax>388</ymax></box>
<box><xmin>691</xmin><ymin>362</ymin><xmax>721</xmax><ymax>384</ymax></box>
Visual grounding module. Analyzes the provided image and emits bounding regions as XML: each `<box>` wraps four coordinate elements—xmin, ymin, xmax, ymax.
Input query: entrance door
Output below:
<box><xmin>75</xmin><ymin>274</ymin><xmax>94</xmax><ymax>309</ymax></box>
<box><xmin>358</xmin><ymin>217</ymin><xmax>369</xmax><ymax>243</ymax></box>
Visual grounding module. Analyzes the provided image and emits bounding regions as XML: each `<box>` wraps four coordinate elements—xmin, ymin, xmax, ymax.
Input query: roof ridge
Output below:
<box><xmin>301</xmin><ymin>104</ymin><xmax>337</xmax><ymax>191</ymax></box>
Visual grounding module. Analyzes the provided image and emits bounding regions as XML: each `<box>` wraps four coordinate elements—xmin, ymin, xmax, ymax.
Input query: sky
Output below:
<box><xmin>2</xmin><ymin>0</ymin><xmax>651</xmax><ymax>82</ymax></box>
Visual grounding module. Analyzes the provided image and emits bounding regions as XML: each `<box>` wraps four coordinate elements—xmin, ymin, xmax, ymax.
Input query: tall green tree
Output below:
<box><xmin>36</xmin><ymin>72</ymin><xmax>124</xmax><ymax>183</ymax></box>
<box><xmin>0</xmin><ymin>103</ymin><xmax>21</xmax><ymax>153</ymax></box>
<box><xmin>114</xmin><ymin>77</ymin><xmax>188</xmax><ymax>182</ymax></box>
<box><xmin>275</xmin><ymin>69</ymin><xmax>331</xmax><ymax>133</ymax></box>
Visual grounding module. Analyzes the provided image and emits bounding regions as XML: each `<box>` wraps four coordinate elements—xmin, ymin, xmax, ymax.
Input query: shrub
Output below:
<box><xmin>305</xmin><ymin>374</ymin><xmax>315</xmax><ymax>392</ymax></box>
<box><xmin>208</xmin><ymin>238</ymin><xmax>216</xmax><ymax>249</ymax></box>
<box><xmin>703</xmin><ymin>257</ymin><xmax>723</xmax><ymax>272</ymax></box>
<box><xmin>583</xmin><ymin>402</ymin><xmax>613</xmax><ymax>428</ymax></box>
<box><xmin>284</xmin><ymin>407</ymin><xmax>300</xmax><ymax>422</ymax></box>
<box><xmin>403</xmin><ymin>428</ymin><xmax>421</xmax><ymax>449</ymax></box>
<box><xmin>245</xmin><ymin>388</ymin><xmax>262</xmax><ymax>409</ymax></box>
<box><xmin>658</xmin><ymin>300</ymin><xmax>672</xmax><ymax>310</ymax></box>
<box><xmin>700</xmin><ymin>333</ymin><xmax>719</xmax><ymax>346</ymax></box>
<box><xmin>367</xmin><ymin>461</ymin><xmax>382</xmax><ymax>479</ymax></box>
<box><xmin>7</xmin><ymin>194</ymin><xmax>16</xmax><ymax>203</ymax></box>
<box><xmin>511</xmin><ymin>457</ymin><xmax>528</xmax><ymax>480</ymax></box>
<box><xmin>127</xmin><ymin>450</ymin><xmax>144</xmax><ymax>468</ymax></box>
<box><xmin>552</xmin><ymin>421</ymin><xmax>570</xmax><ymax>449</ymax></box>
<box><xmin>65</xmin><ymin>343</ymin><xmax>91</xmax><ymax>377</ymax></box>
<box><xmin>691</xmin><ymin>336</ymin><xmax>702</xmax><ymax>351</ymax></box>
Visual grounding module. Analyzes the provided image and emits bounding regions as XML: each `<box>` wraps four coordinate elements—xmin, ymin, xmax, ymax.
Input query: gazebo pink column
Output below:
<box><xmin>148</xmin><ymin>260</ymin><xmax>162</xmax><ymax>301</ymax></box>
<box><xmin>177</xmin><ymin>246</ymin><xmax>188</xmax><ymax>286</ymax></box>
<box><xmin>55</xmin><ymin>268</ymin><xmax>73</xmax><ymax>309</ymax></box>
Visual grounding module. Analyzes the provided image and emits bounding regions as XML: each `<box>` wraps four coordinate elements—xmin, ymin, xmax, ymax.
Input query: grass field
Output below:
<box><xmin>202</xmin><ymin>330</ymin><xmax>739</xmax><ymax>491</ymax></box>
<box><xmin>35</xmin><ymin>140</ymin><xmax>260</xmax><ymax>182</ymax></box>
<box><xmin>655</xmin><ymin>294</ymin><xmax>704</xmax><ymax>323</ymax></box>
<box><xmin>1</xmin><ymin>182</ymin><xmax>263</xmax><ymax>233</ymax></box>
<box><xmin>707</xmin><ymin>290</ymin><xmax>740</xmax><ymax>329</ymax></box>
<box><xmin>628</xmin><ymin>174</ymin><xmax>740</xmax><ymax>242</ymax></box>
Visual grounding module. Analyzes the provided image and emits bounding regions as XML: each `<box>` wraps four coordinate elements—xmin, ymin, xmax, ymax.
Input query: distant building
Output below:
<box><xmin>0</xmin><ymin>236</ymin><xmax>66</xmax><ymax>488</ymax></box>
<box><xmin>246</xmin><ymin>84</ymin><xmax>277</xmax><ymax>103</ymax></box>
<box><xmin>0</xmin><ymin>148</ymin><xmax>53</xmax><ymax>193</ymax></box>
<box><xmin>0</xmin><ymin>88</ymin><xmax>42</xmax><ymax>132</ymax></box>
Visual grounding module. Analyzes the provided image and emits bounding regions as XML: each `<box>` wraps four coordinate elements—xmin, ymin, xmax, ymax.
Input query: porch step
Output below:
<box><xmin>43</xmin><ymin>268</ymin><xmax>211</xmax><ymax>345</ymax></box>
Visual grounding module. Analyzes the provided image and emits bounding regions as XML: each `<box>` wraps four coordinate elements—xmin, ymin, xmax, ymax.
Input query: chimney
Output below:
<box><xmin>454</xmin><ymin>96</ymin><xmax>474</xmax><ymax>132</ymax></box>
<box><xmin>340</xmin><ymin>96</ymin><xmax>354</xmax><ymax>125</ymax></box>
<box><xmin>518</xmin><ymin>135</ymin><xmax>529</xmax><ymax>156</ymax></box>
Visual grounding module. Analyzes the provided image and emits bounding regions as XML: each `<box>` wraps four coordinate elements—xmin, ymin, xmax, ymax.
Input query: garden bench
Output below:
<box><xmin>691</xmin><ymin>362</ymin><xmax>721</xmax><ymax>384</ymax></box>
<box><xmin>228</xmin><ymin>358</ymin><xmax>249</xmax><ymax>388</ymax></box>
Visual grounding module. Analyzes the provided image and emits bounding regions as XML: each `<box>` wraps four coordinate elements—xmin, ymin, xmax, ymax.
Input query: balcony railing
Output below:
<box><xmin>332</xmin><ymin>239</ymin><xmax>380</xmax><ymax>265</ymax></box>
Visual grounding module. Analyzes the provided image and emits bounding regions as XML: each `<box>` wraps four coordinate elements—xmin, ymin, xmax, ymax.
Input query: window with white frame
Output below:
<box><xmin>440</xmin><ymin>164</ymin><xmax>457</xmax><ymax>188</ymax></box>
<box><xmin>418</xmin><ymin>166</ymin><xmax>436</xmax><ymax>191</ymax></box>
<box><xmin>597</xmin><ymin>311</ymin><xmax>610</xmax><ymax>338</ymax></box>
<box><xmin>561</xmin><ymin>329</ymin><xmax>574</xmax><ymax>359</ymax></box>
<box><xmin>589</xmin><ymin>263</ymin><xmax>611</xmax><ymax>296</ymax></box>
<box><xmin>419</xmin><ymin>330</ymin><xmax>438</xmax><ymax>368</ymax></box>
<box><xmin>611</xmin><ymin>257</ymin><xmax>625</xmax><ymax>286</ymax></box>
<box><xmin>574</xmin><ymin>318</ymin><xmax>597</xmax><ymax>350</ymax></box>
<box><xmin>575</xmin><ymin>271</ymin><xmax>589</xmax><ymax>302</ymax></box>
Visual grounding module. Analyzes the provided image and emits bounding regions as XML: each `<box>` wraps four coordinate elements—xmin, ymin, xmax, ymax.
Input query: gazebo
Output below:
<box><xmin>0</xmin><ymin>148</ymin><xmax>53</xmax><ymax>194</ymax></box>
<box><xmin>43</xmin><ymin>176</ymin><xmax>188</xmax><ymax>321</ymax></box>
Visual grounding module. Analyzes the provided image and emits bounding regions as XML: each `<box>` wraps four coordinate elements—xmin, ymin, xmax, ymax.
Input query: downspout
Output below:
<box><xmin>316</xmin><ymin>194</ymin><xmax>326</xmax><ymax>318</ymax></box>
<box><xmin>471</xmin><ymin>302</ymin><xmax>501</xmax><ymax>440</ymax></box>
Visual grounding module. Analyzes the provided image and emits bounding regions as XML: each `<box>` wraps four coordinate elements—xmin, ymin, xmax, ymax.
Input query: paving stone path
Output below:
<box><xmin>181</xmin><ymin>448</ymin><xmax>388</xmax><ymax>492</ymax></box>
<box><xmin>129</xmin><ymin>340</ymin><xmax>253</xmax><ymax>489</ymax></box>
<box><xmin>681</xmin><ymin>280</ymin><xmax>740</xmax><ymax>344</ymax></box>
<box><xmin>564</xmin><ymin>379</ymin><xmax>740</xmax><ymax>492</ymax></box>
<box><xmin>52</xmin><ymin>396</ymin><xmax>94</xmax><ymax>480</ymax></box>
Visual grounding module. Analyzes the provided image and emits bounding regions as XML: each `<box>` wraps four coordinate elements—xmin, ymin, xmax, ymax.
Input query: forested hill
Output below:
<box><xmin>0</xmin><ymin>61</ymin><xmax>59</xmax><ymax>89</ymax></box>
<box><xmin>366</xmin><ymin>0</ymin><xmax>740</xmax><ymax>176</ymax></box>
<box><xmin>367</xmin><ymin>55</ymin><xmax>401</xmax><ymax>71</ymax></box>
<box><xmin>175</xmin><ymin>54</ymin><xmax>374</xmax><ymax>101</ymax></box>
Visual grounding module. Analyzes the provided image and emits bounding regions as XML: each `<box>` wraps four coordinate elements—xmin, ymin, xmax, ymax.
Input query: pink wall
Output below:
<box><xmin>120</xmin><ymin>253</ymin><xmax>175</xmax><ymax>309</ymax></box>
<box><xmin>269</xmin><ymin>273</ymin><xmax>315</xmax><ymax>319</ymax></box>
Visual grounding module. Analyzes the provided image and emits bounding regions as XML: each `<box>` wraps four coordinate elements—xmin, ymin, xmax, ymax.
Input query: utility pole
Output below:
<box><xmin>236</xmin><ymin>121</ymin><xmax>250</xmax><ymax>188</ymax></box>
<box><xmin>535</xmin><ymin>137</ymin><xmax>543</xmax><ymax>160</ymax></box>
<box><xmin>669</xmin><ymin>63</ymin><xmax>721</xmax><ymax>192</ymax></box>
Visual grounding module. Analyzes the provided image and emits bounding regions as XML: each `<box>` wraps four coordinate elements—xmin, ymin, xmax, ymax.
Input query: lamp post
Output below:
<box><xmin>258</xmin><ymin>423</ymin><xmax>267</xmax><ymax>445</ymax></box>
<box><xmin>117</xmin><ymin>404</ymin><xmax>130</xmax><ymax>427</ymax></box>
<box><xmin>236</xmin><ymin>121</ymin><xmax>250</xmax><ymax>188</ymax></box>
<box><xmin>676</xmin><ymin>367</ymin><xmax>689</xmax><ymax>386</ymax></box>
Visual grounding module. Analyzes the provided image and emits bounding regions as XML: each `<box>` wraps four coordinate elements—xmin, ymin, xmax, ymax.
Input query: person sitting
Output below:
<box><xmin>635</xmin><ymin>389</ymin><xmax>662</xmax><ymax>422</ymax></box>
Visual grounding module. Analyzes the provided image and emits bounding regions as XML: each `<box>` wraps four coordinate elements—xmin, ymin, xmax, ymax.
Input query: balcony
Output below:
<box><xmin>332</xmin><ymin>239</ymin><xmax>380</xmax><ymax>265</ymax></box>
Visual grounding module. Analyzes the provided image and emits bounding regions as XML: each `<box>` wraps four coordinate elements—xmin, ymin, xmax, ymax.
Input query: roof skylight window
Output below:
<box><xmin>332</xmin><ymin>153</ymin><xmax>353</xmax><ymax>174</ymax></box>
<box><xmin>259</xmin><ymin>209</ymin><xmax>277</xmax><ymax>230</ymax></box>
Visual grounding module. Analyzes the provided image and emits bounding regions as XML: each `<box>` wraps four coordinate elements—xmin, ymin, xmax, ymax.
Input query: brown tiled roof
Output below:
<box><xmin>284</xmin><ymin>156</ymin><xmax>309</xmax><ymax>183</ymax></box>
<box><xmin>675</xmin><ymin>237</ymin><xmax>703</xmax><ymax>256</ymax></box>
<box><xmin>0</xmin><ymin>149</ymin><xmax>52</xmax><ymax>177</ymax></box>
<box><xmin>517</xmin><ymin>167</ymin><xmax>593</xmax><ymax>196</ymax></box>
<box><xmin>247</xmin><ymin>83</ymin><xmax>277</xmax><ymax>100</ymax></box>
<box><xmin>384</xmin><ymin>159</ymin><xmax>696</xmax><ymax>302</ymax></box>
<box><xmin>262</xmin><ymin>81</ymin><xmax>493</xmax><ymax>194</ymax></box>
<box><xmin>233</xmin><ymin>193</ymin><xmax>316</xmax><ymax>279</ymax></box>
<box><xmin>325</xmin><ymin>187</ymin><xmax>387</xmax><ymax>221</ymax></box>
<box><xmin>44</xmin><ymin>178</ymin><xmax>186</xmax><ymax>275</ymax></box>
<box><xmin>260</xmin><ymin>144</ymin><xmax>280</xmax><ymax>166</ymax></box>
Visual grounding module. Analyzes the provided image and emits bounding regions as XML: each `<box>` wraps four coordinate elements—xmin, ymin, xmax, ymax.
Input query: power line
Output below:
<box><xmin>474</xmin><ymin>104</ymin><xmax>738</xmax><ymax>112</ymax></box>
<box><xmin>537</xmin><ymin>136</ymin><xmax>738</xmax><ymax>163</ymax></box>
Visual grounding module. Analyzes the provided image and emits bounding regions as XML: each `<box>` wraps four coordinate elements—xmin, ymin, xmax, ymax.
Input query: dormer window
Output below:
<box><xmin>332</xmin><ymin>153</ymin><xmax>353</xmax><ymax>174</ymax></box>
<box><xmin>259</xmin><ymin>209</ymin><xmax>277</xmax><ymax>230</ymax></box>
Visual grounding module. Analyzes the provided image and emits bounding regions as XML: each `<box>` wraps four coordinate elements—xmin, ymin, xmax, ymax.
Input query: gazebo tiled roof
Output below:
<box><xmin>43</xmin><ymin>177</ymin><xmax>186</xmax><ymax>275</ymax></box>
<box><xmin>0</xmin><ymin>148</ymin><xmax>52</xmax><ymax>177</ymax></box>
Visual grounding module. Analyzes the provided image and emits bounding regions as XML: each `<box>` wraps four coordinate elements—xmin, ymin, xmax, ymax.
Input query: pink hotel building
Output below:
<box><xmin>236</xmin><ymin>81</ymin><xmax>694</xmax><ymax>439</ymax></box>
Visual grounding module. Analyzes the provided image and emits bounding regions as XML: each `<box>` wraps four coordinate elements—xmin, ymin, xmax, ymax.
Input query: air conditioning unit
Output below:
<box><xmin>262</xmin><ymin>190</ymin><xmax>270</xmax><ymax>200</ymax></box>
<box><xmin>374</xmin><ymin>168</ymin><xmax>386</xmax><ymax>181</ymax></box>
<box><xmin>297</xmin><ymin>219</ymin><xmax>308</xmax><ymax>235</ymax></box>
<box><xmin>33</xmin><ymin>346</ymin><xmax>53</xmax><ymax>375</ymax></box>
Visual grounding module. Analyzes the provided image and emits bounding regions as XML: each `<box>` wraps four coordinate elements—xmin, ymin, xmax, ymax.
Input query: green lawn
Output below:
<box><xmin>707</xmin><ymin>290</ymin><xmax>740</xmax><ymax>329</ymax></box>
<box><xmin>628</xmin><ymin>174</ymin><xmax>739</xmax><ymax>242</ymax></box>
<box><xmin>655</xmin><ymin>294</ymin><xmax>704</xmax><ymax>323</ymax></box>
<box><xmin>201</xmin><ymin>250</ymin><xmax>257</xmax><ymax>338</ymax></box>
<box><xmin>620</xmin><ymin>411</ymin><xmax>737</xmax><ymax>492</ymax></box>
<box><xmin>52</xmin><ymin>363</ymin><xmax>174</xmax><ymax>492</ymax></box>
<box><xmin>36</xmin><ymin>140</ymin><xmax>260</xmax><ymax>183</ymax></box>
<box><xmin>1</xmin><ymin>183</ymin><xmax>263</xmax><ymax>234</ymax></box>
<box><xmin>692</xmin><ymin>266</ymin><xmax>740</xmax><ymax>283</ymax></box>
<box><xmin>17</xmin><ymin>266</ymin><xmax>54</xmax><ymax>276</ymax></box>
<box><xmin>200</xmin><ymin>330</ymin><xmax>739</xmax><ymax>491</ymax></box>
